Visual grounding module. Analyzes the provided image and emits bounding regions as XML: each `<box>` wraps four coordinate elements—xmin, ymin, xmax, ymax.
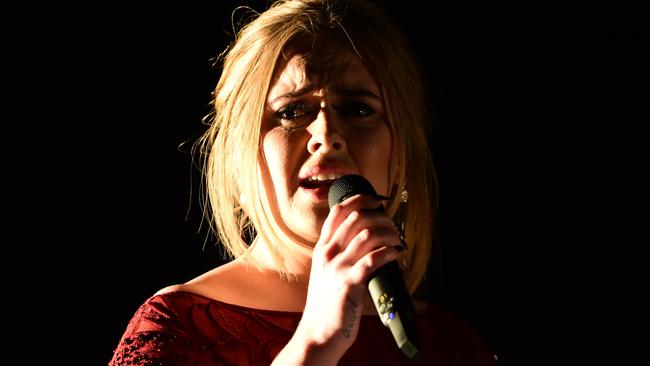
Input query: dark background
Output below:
<box><xmin>14</xmin><ymin>1</ymin><xmax>644</xmax><ymax>365</ymax></box>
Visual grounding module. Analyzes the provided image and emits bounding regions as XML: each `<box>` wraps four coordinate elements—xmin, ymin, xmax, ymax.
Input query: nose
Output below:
<box><xmin>306</xmin><ymin>105</ymin><xmax>346</xmax><ymax>155</ymax></box>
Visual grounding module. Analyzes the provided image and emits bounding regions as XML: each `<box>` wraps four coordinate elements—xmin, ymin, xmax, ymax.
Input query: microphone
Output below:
<box><xmin>328</xmin><ymin>174</ymin><xmax>422</xmax><ymax>361</ymax></box>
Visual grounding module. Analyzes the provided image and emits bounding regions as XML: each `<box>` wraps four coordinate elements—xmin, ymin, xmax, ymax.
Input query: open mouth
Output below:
<box><xmin>300</xmin><ymin>171</ymin><xmax>345</xmax><ymax>188</ymax></box>
<box><xmin>300</xmin><ymin>177</ymin><xmax>337</xmax><ymax>189</ymax></box>
<box><xmin>299</xmin><ymin>174</ymin><xmax>343</xmax><ymax>199</ymax></box>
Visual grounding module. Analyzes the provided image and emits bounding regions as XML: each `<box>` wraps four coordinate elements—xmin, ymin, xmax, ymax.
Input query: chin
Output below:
<box><xmin>279</xmin><ymin>199</ymin><xmax>328</xmax><ymax>240</ymax></box>
<box><xmin>286</xmin><ymin>217</ymin><xmax>325</xmax><ymax>245</ymax></box>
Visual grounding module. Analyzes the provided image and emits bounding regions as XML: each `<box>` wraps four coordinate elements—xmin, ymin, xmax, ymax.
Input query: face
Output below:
<box><xmin>259</xmin><ymin>44</ymin><xmax>394</xmax><ymax>245</ymax></box>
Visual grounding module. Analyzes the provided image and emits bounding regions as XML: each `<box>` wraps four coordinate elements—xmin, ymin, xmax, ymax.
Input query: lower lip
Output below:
<box><xmin>299</xmin><ymin>186</ymin><xmax>331</xmax><ymax>201</ymax></box>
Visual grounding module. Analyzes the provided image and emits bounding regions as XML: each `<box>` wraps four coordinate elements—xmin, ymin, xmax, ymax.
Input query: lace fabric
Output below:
<box><xmin>108</xmin><ymin>291</ymin><xmax>496</xmax><ymax>365</ymax></box>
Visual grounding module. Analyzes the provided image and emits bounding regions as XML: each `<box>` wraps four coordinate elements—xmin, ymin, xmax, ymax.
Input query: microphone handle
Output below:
<box><xmin>367</xmin><ymin>260</ymin><xmax>423</xmax><ymax>361</ymax></box>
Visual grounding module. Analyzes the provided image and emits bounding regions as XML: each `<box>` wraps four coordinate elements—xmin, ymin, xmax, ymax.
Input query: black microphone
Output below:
<box><xmin>328</xmin><ymin>174</ymin><xmax>422</xmax><ymax>361</ymax></box>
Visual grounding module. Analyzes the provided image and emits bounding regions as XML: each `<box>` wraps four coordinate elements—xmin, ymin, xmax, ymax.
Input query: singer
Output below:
<box><xmin>109</xmin><ymin>1</ymin><xmax>496</xmax><ymax>365</ymax></box>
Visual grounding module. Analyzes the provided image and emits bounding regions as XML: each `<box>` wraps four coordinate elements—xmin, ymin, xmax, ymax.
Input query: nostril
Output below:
<box><xmin>309</xmin><ymin>142</ymin><xmax>321</xmax><ymax>153</ymax></box>
<box><xmin>307</xmin><ymin>131</ymin><xmax>345</xmax><ymax>154</ymax></box>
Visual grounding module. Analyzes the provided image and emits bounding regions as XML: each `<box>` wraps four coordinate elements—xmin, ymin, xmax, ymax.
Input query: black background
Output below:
<box><xmin>13</xmin><ymin>1</ymin><xmax>644</xmax><ymax>365</ymax></box>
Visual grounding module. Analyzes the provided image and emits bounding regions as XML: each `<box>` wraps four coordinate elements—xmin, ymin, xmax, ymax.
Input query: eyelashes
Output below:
<box><xmin>337</xmin><ymin>101</ymin><xmax>375</xmax><ymax>118</ymax></box>
<box><xmin>273</xmin><ymin>101</ymin><xmax>377</xmax><ymax>129</ymax></box>
<box><xmin>274</xmin><ymin>102</ymin><xmax>311</xmax><ymax>122</ymax></box>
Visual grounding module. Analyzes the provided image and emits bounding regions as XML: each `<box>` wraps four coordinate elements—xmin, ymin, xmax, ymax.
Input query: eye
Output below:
<box><xmin>336</xmin><ymin>101</ymin><xmax>376</xmax><ymax>119</ymax></box>
<box><xmin>274</xmin><ymin>102</ymin><xmax>311</xmax><ymax>125</ymax></box>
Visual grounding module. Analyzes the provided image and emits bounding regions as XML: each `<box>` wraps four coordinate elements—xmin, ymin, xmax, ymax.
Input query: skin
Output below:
<box><xmin>260</xmin><ymin>46</ymin><xmax>395</xmax><ymax>246</ymax></box>
<box><xmin>164</xmin><ymin>43</ymin><xmax>408</xmax><ymax>365</ymax></box>
<box><xmin>261</xmin><ymin>44</ymin><xmax>405</xmax><ymax>364</ymax></box>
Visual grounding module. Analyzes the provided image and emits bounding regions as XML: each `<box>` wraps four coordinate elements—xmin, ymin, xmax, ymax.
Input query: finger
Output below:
<box><xmin>329</xmin><ymin>208</ymin><xmax>395</xmax><ymax>250</ymax></box>
<box><xmin>346</xmin><ymin>246</ymin><xmax>403</xmax><ymax>286</ymax></box>
<box><xmin>318</xmin><ymin>209</ymin><xmax>361</xmax><ymax>261</ymax></box>
<box><xmin>316</xmin><ymin>204</ymin><xmax>384</xmax><ymax>262</ymax></box>
<box><xmin>339</xmin><ymin>226</ymin><xmax>404</xmax><ymax>267</ymax></box>
<box><xmin>341</xmin><ymin>193</ymin><xmax>389</xmax><ymax>211</ymax></box>
<box><xmin>333</xmin><ymin>207</ymin><xmax>398</xmax><ymax>255</ymax></box>
<box><xmin>316</xmin><ymin>202</ymin><xmax>346</xmax><ymax>247</ymax></box>
<box><xmin>317</xmin><ymin>194</ymin><xmax>388</xmax><ymax>247</ymax></box>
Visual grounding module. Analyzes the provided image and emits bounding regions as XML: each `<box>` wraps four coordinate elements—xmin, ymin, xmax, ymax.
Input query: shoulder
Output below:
<box><xmin>172</xmin><ymin>259</ymin><xmax>281</xmax><ymax>309</ymax></box>
<box><xmin>116</xmin><ymin>273</ymin><xmax>244</xmax><ymax>341</ymax></box>
<box><xmin>109</xmin><ymin>291</ymin><xmax>225</xmax><ymax>366</ymax></box>
<box><xmin>154</xmin><ymin>284</ymin><xmax>191</xmax><ymax>296</ymax></box>
<box><xmin>119</xmin><ymin>290</ymin><xmax>210</xmax><ymax>337</ymax></box>
<box><xmin>109</xmin><ymin>286</ymin><xmax>219</xmax><ymax>366</ymax></box>
<box><xmin>145</xmin><ymin>260</ymin><xmax>256</xmax><ymax>323</ymax></box>
<box><xmin>153</xmin><ymin>259</ymin><xmax>250</xmax><ymax>300</ymax></box>
<box><xmin>148</xmin><ymin>259</ymin><xmax>280</xmax><ymax>312</ymax></box>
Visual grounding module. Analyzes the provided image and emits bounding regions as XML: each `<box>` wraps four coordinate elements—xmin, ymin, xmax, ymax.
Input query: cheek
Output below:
<box><xmin>262</xmin><ymin>129</ymin><xmax>302</xmax><ymax>199</ymax></box>
<box><xmin>262</xmin><ymin>132</ymin><xmax>286</xmax><ymax>188</ymax></box>
<box><xmin>352</xmin><ymin>125</ymin><xmax>393</xmax><ymax>194</ymax></box>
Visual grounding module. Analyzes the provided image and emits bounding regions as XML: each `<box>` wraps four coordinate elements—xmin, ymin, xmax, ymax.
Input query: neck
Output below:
<box><xmin>244</xmin><ymin>235</ymin><xmax>380</xmax><ymax>316</ymax></box>
<box><xmin>245</xmin><ymin>235</ymin><xmax>313</xmax><ymax>281</ymax></box>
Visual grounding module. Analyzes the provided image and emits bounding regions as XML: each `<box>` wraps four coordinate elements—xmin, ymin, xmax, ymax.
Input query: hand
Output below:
<box><xmin>289</xmin><ymin>193</ymin><xmax>405</xmax><ymax>364</ymax></box>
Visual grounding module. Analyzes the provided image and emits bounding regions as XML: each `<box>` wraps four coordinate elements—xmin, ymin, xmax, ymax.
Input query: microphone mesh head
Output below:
<box><xmin>328</xmin><ymin>174</ymin><xmax>378</xmax><ymax>208</ymax></box>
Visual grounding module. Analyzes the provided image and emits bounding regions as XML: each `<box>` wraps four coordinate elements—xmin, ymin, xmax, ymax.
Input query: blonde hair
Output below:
<box><xmin>195</xmin><ymin>0</ymin><xmax>438</xmax><ymax>293</ymax></box>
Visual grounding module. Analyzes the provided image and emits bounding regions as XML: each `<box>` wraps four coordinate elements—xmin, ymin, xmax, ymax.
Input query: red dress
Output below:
<box><xmin>109</xmin><ymin>291</ymin><xmax>496</xmax><ymax>365</ymax></box>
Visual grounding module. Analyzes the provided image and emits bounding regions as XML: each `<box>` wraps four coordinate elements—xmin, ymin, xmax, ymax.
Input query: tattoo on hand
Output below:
<box><xmin>342</xmin><ymin>297</ymin><xmax>359</xmax><ymax>338</ymax></box>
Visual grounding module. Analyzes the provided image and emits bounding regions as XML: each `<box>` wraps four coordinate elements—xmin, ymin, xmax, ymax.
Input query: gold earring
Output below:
<box><xmin>400</xmin><ymin>188</ymin><xmax>408</xmax><ymax>203</ymax></box>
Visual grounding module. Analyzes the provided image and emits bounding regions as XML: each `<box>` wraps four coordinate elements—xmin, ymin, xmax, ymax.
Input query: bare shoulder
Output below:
<box><xmin>155</xmin><ymin>259</ymin><xmax>272</xmax><ymax>307</ymax></box>
<box><xmin>155</xmin><ymin>284</ymin><xmax>190</xmax><ymax>296</ymax></box>
<box><xmin>152</xmin><ymin>264</ymin><xmax>240</xmax><ymax>297</ymax></box>
<box><xmin>186</xmin><ymin>258</ymin><xmax>256</xmax><ymax>289</ymax></box>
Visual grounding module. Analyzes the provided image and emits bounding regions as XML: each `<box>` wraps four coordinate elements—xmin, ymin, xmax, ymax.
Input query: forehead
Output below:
<box><xmin>269</xmin><ymin>40</ymin><xmax>380</xmax><ymax>96</ymax></box>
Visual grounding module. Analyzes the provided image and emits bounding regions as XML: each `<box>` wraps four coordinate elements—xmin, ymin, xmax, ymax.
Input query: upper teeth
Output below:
<box><xmin>308</xmin><ymin>173</ymin><xmax>340</xmax><ymax>181</ymax></box>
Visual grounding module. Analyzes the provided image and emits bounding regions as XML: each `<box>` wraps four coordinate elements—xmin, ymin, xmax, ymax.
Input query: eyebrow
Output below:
<box><xmin>270</xmin><ymin>85</ymin><xmax>381</xmax><ymax>104</ymax></box>
<box><xmin>330</xmin><ymin>87</ymin><xmax>381</xmax><ymax>101</ymax></box>
<box><xmin>270</xmin><ymin>84</ymin><xmax>316</xmax><ymax>104</ymax></box>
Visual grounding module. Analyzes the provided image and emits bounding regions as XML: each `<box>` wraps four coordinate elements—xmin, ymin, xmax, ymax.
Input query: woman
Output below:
<box><xmin>109</xmin><ymin>0</ymin><xmax>496</xmax><ymax>364</ymax></box>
